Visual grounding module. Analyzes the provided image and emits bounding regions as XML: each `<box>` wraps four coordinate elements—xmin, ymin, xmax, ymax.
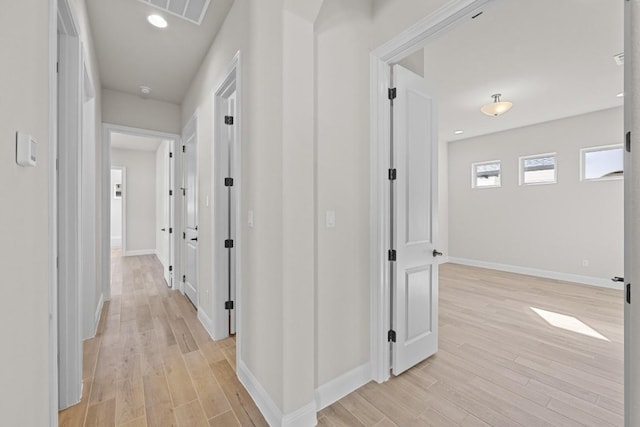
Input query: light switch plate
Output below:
<box><xmin>16</xmin><ymin>132</ymin><xmax>37</xmax><ymax>167</ymax></box>
<box><xmin>326</xmin><ymin>210</ymin><xmax>336</xmax><ymax>228</ymax></box>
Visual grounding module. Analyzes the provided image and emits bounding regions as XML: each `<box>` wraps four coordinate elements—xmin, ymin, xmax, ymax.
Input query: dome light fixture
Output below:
<box><xmin>481</xmin><ymin>93</ymin><xmax>513</xmax><ymax>117</ymax></box>
<box><xmin>147</xmin><ymin>14</ymin><xmax>168</xmax><ymax>28</ymax></box>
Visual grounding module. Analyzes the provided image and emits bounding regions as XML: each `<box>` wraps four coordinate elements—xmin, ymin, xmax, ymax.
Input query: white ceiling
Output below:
<box><xmin>86</xmin><ymin>0</ymin><xmax>233</xmax><ymax>104</ymax></box>
<box><xmin>111</xmin><ymin>132</ymin><xmax>163</xmax><ymax>151</ymax></box>
<box><xmin>417</xmin><ymin>0</ymin><xmax>624</xmax><ymax>142</ymax></box>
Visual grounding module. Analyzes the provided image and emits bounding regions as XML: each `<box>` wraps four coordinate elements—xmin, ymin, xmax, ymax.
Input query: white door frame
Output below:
<box><xmin>55</xmin><ymin>0</ymin><xmax>84</xmax><ymax>410</ymax></box>
<box><xmin>48</xmin><ymin>0</ymin><xmax>59</xmax><ymax>422</ymax></box>
<box><xmin>181</xmin><ymin>115</ymin><xmax>198</xmax><ymax>301</ymax></box>
<box><xmin>369</xmin><ymin>0</ymin><xmax>495</xmax><ymax>383</ymax></box>
<box><xmin>210</xmin><ymin>51</ymin><xmax>242</xmax><ymax>340</ymax></box>
<box><xmin>624</xmin><ymin>1</ymin><xmax>639</xmax><ymax>425</ymax></box>
<box><xmin>102</xmin><ymin>124</ymin><xmax>180</xmax><ymax>298</ymax></box>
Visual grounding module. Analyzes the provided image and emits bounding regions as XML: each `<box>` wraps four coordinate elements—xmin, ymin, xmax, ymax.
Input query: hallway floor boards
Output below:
<box><xmin>320</xmin><ymin>263</ymin><xmax>624</xmax><ymax>426</ymax></box>
<box><xmin>59</xmin><ymin>251</ymin><xmax>267</xmax><ymax>427</ymax></box>
<box><xmin>60</xmin><ymin>253</ymin><xmax>624</xmax><ymax>426</ymax></box>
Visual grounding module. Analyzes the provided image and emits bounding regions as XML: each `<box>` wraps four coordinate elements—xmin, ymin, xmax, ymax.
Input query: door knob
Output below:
<box><xmin>433</xmin><ymin>249</ymin><xmax>443</xmax><ymax>257</ymax></box>
<box><xmin>161</xmin><ymin>228</ymin><xmax>166</xmax><ymax>231</ymax></box>
<box><xmin>191</xmin><ymin>237</ymin><xmax>198</xmax><ymax>241</ymax></box>
<box><xmin>612</xmin><ymin>276</ymin><xmax>624</xmax><ymax>283</ymax></box>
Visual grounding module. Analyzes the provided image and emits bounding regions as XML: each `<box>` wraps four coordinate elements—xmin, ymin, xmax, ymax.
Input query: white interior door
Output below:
<box><xmin>391</xmin><ymin>64</ymin><xmax>439</xmax><ymax>375</ymax></box>
<box><xmin>162</xmin><ymin>143</ymin><xmax>172</xmax><ymax>286</ymax></box>
<box><xmin>183</xmin><ymin>120</ymin><xmax>198</xmax><ymax>306</ymax></box>
<box><xmin>227</xmin><ymin>92</ymin><xmax>237</xmax><ymax>335</ymax></box>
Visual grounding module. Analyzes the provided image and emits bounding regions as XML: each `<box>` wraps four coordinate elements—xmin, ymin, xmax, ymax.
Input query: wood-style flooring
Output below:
<box><xmin>59</xmin><ymin>250</ymin><xmax>267</xmax><ymax>427</ymax></box>
<box><xmin>61</xmin><ymin>253</ymin><xmax>624</xmax><ymax>426</ymax></box>
<box><xmin>320</xmin><ymin>263</ymin><xmax>624</xmax><ymax>426</ymax></box>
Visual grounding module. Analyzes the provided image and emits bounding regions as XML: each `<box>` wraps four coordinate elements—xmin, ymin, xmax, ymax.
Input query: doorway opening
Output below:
<box><xmin>103</xmin><ymin>125</ymin><xmax>179</xmax><ymax>301</ymax></box>
<box><xmin>372</xmin><ymin>2</ymin><xmax>622</xmax><ymax>424</ymax></box>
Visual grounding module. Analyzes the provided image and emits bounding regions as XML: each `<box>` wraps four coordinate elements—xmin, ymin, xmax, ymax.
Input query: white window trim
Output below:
<box><xmin>472</xmin><ymin>160</ymin><xmax>502</xmax><ymax>189</ymax></box>
<box><xmin>580</xmin><ymin>144</ymin><xmax>624</xmax><ymax>182</ymax></box>
<box><xmin>519</xmin><ymin>152</ymin><xmax>557</xmax><ymax>186</ymax></box>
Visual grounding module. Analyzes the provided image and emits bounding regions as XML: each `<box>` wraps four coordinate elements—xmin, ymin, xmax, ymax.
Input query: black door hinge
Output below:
<box><xmin>169</xmin><ymin>190</ymin><xmax>173</xmax><ymax>196</ymax></box>
<box><xmin>169</xmin><ymin>228</ymin><xmax>173</xmax><ymax>234</ymax></box>
<box><xmin>627</xmin><ymin>283</ymin><xmax>631</xmax><ymax>304</ymax></box>
<box><xmin>169</xmin><ymin>152</ymin><xmax>173</xmax><ymax>158</ymax></box>
<box><xmin>182</xmin><ymin>188</ymin><xmax>186</xmax><ymax>196</ymax></box>
<box><xmin>182</xmin><ymin>275</ymin><xmax>186</xmax><ymax>282</ymax></box>
<box><xmin>169</xmin><ymin>266</ymin><xmax>173</xmax><ymax>272</ymax></box>
<box><xmin>626</xmin><ymin>131</ymin><xmax>631</xmax><ymax>153</ymax></box>
<box><xmin>225</xmin><ymin>301</ymin><xmax>234</xmax><ymax>310</ymax></box>
<box><xmin>388</xmin><ymin>88</ymin><xmax>397</xmax><ymax>100</ymax></box>
<box><xmin>388</xmin><ymin>168</ymin><xmax>397</xmax><ymax>181</ymax></box>
<box><xmin>183</xmin><ymin>232</ymin><xmax>186</xmax><ymax>240</ymax></box>
<box><xmin>225</xmin><ymin>239</ymin><xmax>234</xmax><ymax>248</ymax></box>
<box><xmin>56</xmin><ymin>62</ymin><xmax>59</xmax><ymax>73</ymax></box>
<box><xmin>225</xmin><ymin>177</ymin><xmax>234</xmax><ymax>187</ymax></box>
<box><xmin>388</xmin><ymin>329</ymin><xmax>396</xmax><ymax>343</ymax></box>
<box><xmin>182</xmin><ymin>145</ymin><xmax>186</xmax><ymax>153</ymax></box>
<box><xmin>225</xmin><ymin>116</ymin><xmax>234</xmax><ymax>125</ymax></box>
<box><xmin>388</xmin><ymin>249</ymin><xmax>397</xmax><ymax>261</ymax></box>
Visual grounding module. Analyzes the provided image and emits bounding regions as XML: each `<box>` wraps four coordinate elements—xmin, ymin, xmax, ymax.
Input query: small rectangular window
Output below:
<box><xmin>472</xmin><ymin>160</ymin><xmax>501</xmax><ymax>188</ymax></box>
<box><xmin>581</xmin><ymin>145</ymin><xmax>623</xmax><ymax>181</ymax></box>
<box><xmin>519</xmin><ymin>153</ymin><xmax>557</xmax><ymax>185</ymax></box>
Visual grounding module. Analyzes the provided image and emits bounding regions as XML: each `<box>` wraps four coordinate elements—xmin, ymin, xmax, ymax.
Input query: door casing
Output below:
<box><xmin>370</xmin><ymin>0</ymin><xmax>495</xmax><ymax>384</ymax></box>
<box><xmin>211</xmin><ymin>52</ymin><xmax>242</xmax><ymax>340</ymax></box>
<box><xmin>102</xmin><ymin>124</ymin><xmax>180</xmax><ymax>298</ymax></box>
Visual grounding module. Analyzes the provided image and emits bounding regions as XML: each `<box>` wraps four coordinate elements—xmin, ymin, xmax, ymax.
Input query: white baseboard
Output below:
<box><xmin>124</xmin><ymin>249</ymin><xmax>156</xmax><ymax>257</ymax></box>
<box><xmin>237</xmin><ymin>360</ymin><xmax>318</xmax><ymax>427</ymax></box>
<box><xmin>282</xmin><ymin>401</ymin><xmax>317</xmax><ymax>427</ymax></box>
<box><xmin>438</xmin><ymin>256</ymin><xmax>450</xmax><ymax>265</ymax></box>
<box><xmin>111</xmin><ymin>237</ymin><xmax>122</xmax><ymax>248</ymax></box>
<box><xmin>237</xmin><ymin>360</ymin><xmax>284</xmax><ymax>426</ymax></box>
<box><xmin>447</xmin><ymin>257</ymin><xmax>623</xmax><ymax>290</ymax></box>
<box><xmin>155</xmin><ymin>250</ymin><xmax>167</xmax><ymax>269</ymax></box>
<box><xmin>197</xmin><ymin>309</ymin><xmax>216</xmax><ymax>340</ymax></box>
<box><xmin>315</xmin><ymin>362</ymin><xmax>372</xmax><ymax>411</ymax></box>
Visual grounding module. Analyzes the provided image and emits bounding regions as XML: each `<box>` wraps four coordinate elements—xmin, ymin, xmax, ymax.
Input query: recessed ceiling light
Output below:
<box><xmin>617</xmin><ymin>92</ymin><xmax>624</xmax><ymax>98</ymax></box>
<box><xmin>147</xmin><ymin>14</ymin><xmax>167</xmax><ymax>28</ymax></box>
<box><xmin>454</xmin><ymin>130</ymin><xmax>464</xmax><ymax>135</ymax></box>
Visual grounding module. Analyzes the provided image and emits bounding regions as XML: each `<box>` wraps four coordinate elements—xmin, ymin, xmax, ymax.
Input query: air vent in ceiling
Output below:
<box><xmin>614</xmin><ymin>52</ymin><xmax>624</xmax><ymax>66</ymax></box>
<box><xmin>137</xmin><ymin>0</ymin><xmax>211</xmax><ymax>25</ymax></box>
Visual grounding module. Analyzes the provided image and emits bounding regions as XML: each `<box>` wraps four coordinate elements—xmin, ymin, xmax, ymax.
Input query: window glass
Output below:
<box><xmin>582</xmin><ymin>146</ymin><xmax>623</xmax><ymax>181</ymax></box>
<box><xmin>521</xmin><ymin>154</ymin><xmax>556</xmax><ymax>185</ymax></box>
<box><xmin>473</xmin><ymin>161</ymin><xmax>501</xmax><ymax>188</ymax></box>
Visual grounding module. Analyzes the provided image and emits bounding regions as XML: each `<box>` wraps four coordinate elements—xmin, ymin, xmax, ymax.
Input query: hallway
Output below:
<box><xmin>59</xmin><ymin>251</ymin><xmax>267</xmax><ymax>426</ymax></box>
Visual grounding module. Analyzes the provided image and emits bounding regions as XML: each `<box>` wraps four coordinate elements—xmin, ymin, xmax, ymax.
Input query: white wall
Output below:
<box><xmin>111</xmin><ymin>148</ymin><xmax>157</xmax><ymax>254</ymax></box>
<box><xmin>448</xmin><ymin>107</ymin><xmax>624</xmax><ymax>282</ymax></box>
<box><xmin>111</xmin><ymin>169</ymin><xmax>123</xmax><ymax>247</ymax></box>
<box><xmin>103</xmin><ymin>88</ymin><xmax>181</xmax><ymax>135</ymax></box>
<box><xmin>0</xmin><ymin>1</ymin><xmax>51</xmax><ymax>423</ymax></box>
<box><xmin>315</xmin><ymin>0</ymin><xmax>372</xmax><ymax>388</ymax></box>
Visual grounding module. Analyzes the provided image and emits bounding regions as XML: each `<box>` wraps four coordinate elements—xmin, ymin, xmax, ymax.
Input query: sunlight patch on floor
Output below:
<box><xmin>530</xmin><ymin>307</ymin><xmax>610</xmax><ymax>342</ymax></box>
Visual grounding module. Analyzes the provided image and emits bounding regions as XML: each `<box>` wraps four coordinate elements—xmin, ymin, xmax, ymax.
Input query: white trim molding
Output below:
<box><xmin>447</xmin><ymin>257</ymin><xmax>624</xmax><ymax>290</ymax></box>
<box><xmin>124</xmin><ymin>249</ymin><xmax>157</xmax><ymax>257</ymax></box>
<box><xmin>237</xmin><ymin>360</ymin><xmax>318</xmax><ymax>427</ymax></box>
<box><xmin>90</xmin><ymin>293</ymin><xmax>104</xmax><ymax>338</ymax></box>
<box><xmin>314</xmin><ymin>363</ymin><xmax>372</xmax><ymax>411</ymax></box>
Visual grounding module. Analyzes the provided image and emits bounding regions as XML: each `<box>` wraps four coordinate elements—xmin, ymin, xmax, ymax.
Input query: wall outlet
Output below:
<box><xmin>582</xmin><ymin>259</ymin><xmax>589</xmax><ymax>267</ymax></box>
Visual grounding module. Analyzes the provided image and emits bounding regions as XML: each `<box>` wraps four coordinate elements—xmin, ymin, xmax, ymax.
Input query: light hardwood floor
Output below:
<box><xmin>61</xmin><ymin>254</ymin><xmax>623</xmax><ymax>426</ymax></box>
<box><xmin>320</xmin><ymin>263</ymin><xmax>624</xmax><ymax>426</ymax></box>
<box><xmin>59</xmin><ymin>250</ymin><xmax>267</xmax><ymax>427</ymax></box>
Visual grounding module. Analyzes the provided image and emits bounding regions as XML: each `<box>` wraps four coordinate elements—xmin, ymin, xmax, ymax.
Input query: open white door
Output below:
<box><xmin>183</xmin><ymin>119</ymin><xmax>198</xmax><ymax>306</ymax></box>
<box><xmin>391</xmin><ymin>64</ymin><xmax>440</xmax><ymax>375</ymax></box>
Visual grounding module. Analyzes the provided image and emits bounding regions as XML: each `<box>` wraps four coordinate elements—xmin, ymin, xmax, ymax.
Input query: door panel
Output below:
<box><xmin>183</xmin><ymin>119</ymin><xmax>198</xmax><ymax>306</ymax></box>
<box><xmin>392</xmin><ymin>64</ymin><xmax>439</xmax><ymax>375</ymax></box>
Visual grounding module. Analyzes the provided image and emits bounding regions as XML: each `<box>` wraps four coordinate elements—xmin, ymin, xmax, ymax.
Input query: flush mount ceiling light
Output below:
<box><xmin>147</xmin><ymin>14</ymin><xmax>168</xmax><ymax>28</ymax></box>
<box><xmin>481</xmin><ymin>93</ymin><xmax>513</xmax><ymax>117</ymax></box>
<box><xmin>140</xmin><ymin>86</ymin><xmax>152</xmax><ymax>98</ymax></box>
